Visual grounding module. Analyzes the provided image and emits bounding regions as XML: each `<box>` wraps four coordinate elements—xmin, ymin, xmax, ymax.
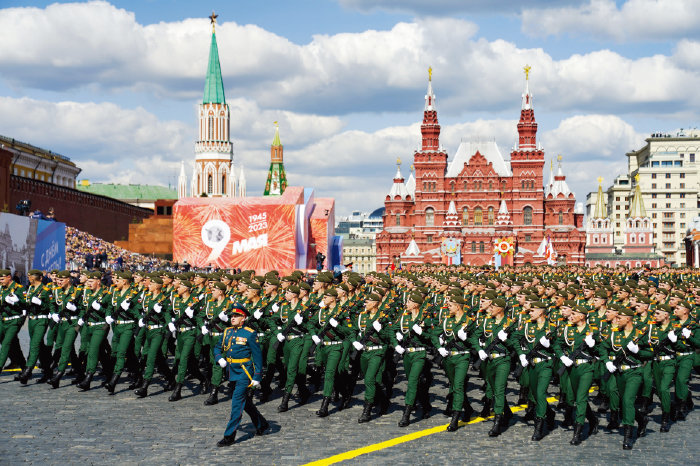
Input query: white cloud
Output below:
<box><xmin>522</xmin><ymin>0</ymin><xmax>700</xmax><ymax>42</ymax></box>
<box><xmin>339</xmin><ymin>0</ymin><xmax>585</xmax><ymax>15</ymax></box>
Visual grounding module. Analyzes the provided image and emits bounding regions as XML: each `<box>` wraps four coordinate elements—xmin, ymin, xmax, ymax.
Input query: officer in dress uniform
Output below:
<box><xmin>214</xmin><ymin>303</ymin><xmax>269</xmax><ymax>447</ymax></box>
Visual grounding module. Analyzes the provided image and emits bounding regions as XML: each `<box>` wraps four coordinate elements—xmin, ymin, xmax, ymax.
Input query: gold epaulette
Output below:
<box><xmin>244</xmin><ymin>326</ymin><xmax>255</xmax><ymax>332</ymax></box>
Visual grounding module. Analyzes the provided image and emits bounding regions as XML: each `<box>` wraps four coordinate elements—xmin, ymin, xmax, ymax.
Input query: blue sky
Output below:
<box><xmin>1</xmin><ymin>0</ymin><xmax>699</xmax><ymax>216</ymax></box>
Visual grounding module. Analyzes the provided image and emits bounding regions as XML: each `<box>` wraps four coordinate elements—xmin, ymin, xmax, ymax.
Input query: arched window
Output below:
<box><xmin>474</xmin><ymin>181</ymin><xmax>479</xmax><ymax>191</ymax></box>
<box><xmin>488</xmin><ymin>180</ymin><xmax>493</xmax><ymax>190</ymax></box>
<box><xmin>425</xmin><ymin>207</ymin><xmax>435</xmax><ymax>226</ymax></box>
<box><xmin>558</xmin><ymin>212</ymin><xmax>564</xmax><ymax>225</ymax></box>
<box><xmin>221</xmin><ymin>175</ymin><xmax>226</xmax><ymax>194</ymax></box>
<box><xmin>479</xmin><ymin>241</ymin><xmax>485</xmax><ymax>253</ymax></box>
<box><xmin>631</xmin><ymin>234</ymin><xmax>636</xmax><ymax>243</ymax></box>
<box><xmin>207</xmin><ymin>175</ymin><xmax>213</xmax><ymax>194</ymax></box>
<box><xmin>450</xmin><ymin>181</ymin><xmax>455</xmax><ymax>193</ymax></box>
<box><xmin>471</xmin><ymin>241</ymin><xmax>476</xmax><ymax>253</ymax></box>
<box><xmin>396</xmin><ymin>214</ymin><xmax>400</xmax><ymax>226</ymax></box>
<box><xmin>208</xmin><ymin>115</ymin><xmax>214</xmax><ymax>140</ymax></box>
<box><xmin>488</xmin><ymin>207</ymin><xmax>494</xmax><ymax>225</ymax></box>
<box><xmin>462</xmin><ymin>207</ymin><xmax>469</xmax><ymax>226</ymax></box>
<box><xmin>523</xmin><ymin>206</ymin><xmax>533</xmax><ymax>225</ymax></box>
<box><xmin>474</xmin><ymin>207</ymin><xmax>483</xmax><ymax>226</ymax></box>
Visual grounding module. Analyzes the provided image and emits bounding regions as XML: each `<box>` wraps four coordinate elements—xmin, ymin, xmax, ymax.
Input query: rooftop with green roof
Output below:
<box><xmin>76</xmin><ymin>183</ymin><xmax>177</xmax><ymax>201</ymax></box>
<box><xmin>203</xmin><ymin>32</ymin><xmax>226</xmax><ymax>104</ymax></box>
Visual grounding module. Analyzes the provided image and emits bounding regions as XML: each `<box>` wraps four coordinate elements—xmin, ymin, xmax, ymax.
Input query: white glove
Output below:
<box><xmin>276</xmin><ymin>333</ymin><xmax>285</xmax><ymax>342</ymax></box>
<box><xmin>253</xmin><ymin>309</ymin><xmax>263</xmax><ymax>320</ymax></box>
<box><xmin>412</xmin><ymin>324</ymin><xmax>422</xmax><ymax>335</ymax></box>
<box><xmin>353</xmin><ymin>341</ymin><xmax>364</xmax><ymax>351</ymax></box>
<box><xmin>105</xmin><ymin>315</ymin><xmax>114</xmax><ymax>325</ymax></box>
<box><xmin>457</xmin><ymin>328</ymin><xmax>467</xmax><ymax>341</ymax></box>
<box><xmin>394</xmin><ymin>345</ymin><xmax>405</xmax><ymax>355</ymax></box>
<box><xmin>682</xmin><ymin>328</ymin><xmax>692</xmax><ymax>339</ymax></box>
<box><xmin>606</xmin><ymin>361</ymin><xmax>617</xmax><ymax>373</ymax></box>
<box><xmin>77</xmin><ymin>318</ymin><xmax>84</xmax><ymax>326</ymax></box>
<box><xmin>519</xmin><ymin>354</ymin><xmax>529</xmax><ymax>367</ymax></box>
<box><xmin>319</xmin><ymin>301</ymin><xmax>327</xmax><ymax>309</ymax></box>
<box><xmin>202</xmin><ymin>326</ymin><xmax>209</xmax><ymax>335</ymax></box>
<box><xmin>560</xmin><ymin>355</ymin><xmax>573</xmax><ymax>367</ymax></box>
<box><xmin>626</xmin><ymin>341</ymin><xmax>639</xmax><ymax>353</ymax></box>
<box><xmin>52</xmin><ymin>313</ymin><xmax>60</xmax><ymax>323</ymax></box>
<box><xmin>218</xmin><ymin>311</ymin><xmax>228</xmax><ymax>322</ymax></box>
<box><xmin>539</xmin><ymin>336</ymin><xmax>550</xmax><ymax>348</ymax></box>
<box><xmin>438</xmin><ymin>347</ymin><xmax>449</xmax><ymax>358</ymax></box>
<box><xmin>66</xmin><ymin>302</ymin><xmax>77</xmax><ymax>311</ymax></box>
<box><xmin>373</xmin><ymin>320</ymin><xmax>382</xmax><ymax>332</ymax></box>
<box><xmin>185</xmin><ymin>307</ymin><xmax>194</xmax><ymax>318</ymax></box>
<box><xmin>294</xmin><ymin>313</ymin><xmax>303</xmax><ymax>325</ymax></box>
<box><xmin>138</xmin><ymin>319</ymin><xmax>145</xmax><ymax>328</ymax></box>
<box><xmin>31</xmin><ymin>296</ymin><xmax>42</xmax><ymax>305</ymax></box>
<box><xmin>217</xmin><ymin>358</ymin><xmax>227</xmax><ymax>368</ymax></box>
<box><xmin>5</xmin><ymin>295</ymin><xmax>14</xmax><ymax>304</ymax></box>
<box><xmin>154</xmin><ymin>303</ymin><xmax>162</xmax><ymax>314</ymax></box>
<box><xmin>91</xmin><ymin>301</ymin><xmax>101</xmax><ymax>311</ymax></box>
<box><xmin>395</xmin><ymin>331</ymin><xmax>403</xmax><ymax>342</ymax></box>
<box><xmin>121</xmin><ymin>300</ymin><xmax>130</xmax><ymax>310</ymax></box>
<box><xmin>497</xmin><ymin>329</ymin><xmax>508</xmax><ymax>342</ymax></box>
<box><xmin>250</xmin><ymin>380</ymin><xmax>261</xmax><ymax>389</ymax></box>
<box><xmin>22</xmin><ymin>309</ymin><xmax>27</xmax><ymax>316</ymax></box>
<box><xmin>478</xmin><ymin>350</ymin><xmax>488</xmax><ymax>361</ymax></box>
<box><xmin>585</xmin><ymin>334</ymin><xmax>595</xmax><ymax>348</ymax></box>
<box><xmin>439</xmin><ymin>335</ymin><xmax>445</xmax><ymax>345</ymax></box>
<box><xmin>329</xmin><ymin>317</ymin><xmax>338</xmax><ymax>328</ymax></box>
<box><xmin>668</xmin><ymin>331</ymin><xmax>677</xmax><ymax>343</ymax></box>
<box><xmin>312</xmin><ymin>335</ymin><xmax>321</xmax><ymax>345</ymax></box>
<box><xmin>168</xmin><ymin>322</ymin><xmax>176</xmax><ymax>333</ymax></box>
<box><xmin>272</xmin><ymin>303</ymin><xmax>279</xmax><ymax>313</ymax></box>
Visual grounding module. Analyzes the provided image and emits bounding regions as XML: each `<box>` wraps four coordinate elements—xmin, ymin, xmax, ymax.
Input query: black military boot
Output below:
<box><xmin>217</xmin><ymin>432</ymin><xmax>236</xmax><ymax>448</ymax></box>
<box><xmin>517</xmin><ymin>385</ymin><xmax>528</xmax><ymax>406</ymax></box>
<box><xmin>358</xmin><ymin>401</ymin><xmax>372</xmax><ymax>423</ymax></box>
<box><xmin>660</xmin><ymin>412</ymin><xmax>671</xmax><ymax>432</ymax></box>
<box><xmin>205</xmin><ymin>385</ymin><xmax>220</xmax><ymax>406</ymax></box>
<box><xmin>77</xmin><ymin>372</ymin><xmax>94</xmax><ymax>391</ymax></box>
<box><xmin>127</xmin><ymin>373</ymin><xmax>143</xmax><ymax>390</ymax></box>
<box><xmin>546</xmin><ymin>405</ymin><xmax>556</xmax><ymax>431</ymax></box>
<box><xmin>635</xmin><ymin>410</ymin><xmax>649</xmax><ymax>437</ymax></box>
<box><xmin>277</xmin><ymin>391</ymin><xmax>292</xmax><ymax>412</ymax></box>
<box><xmin>17</xmin><ymin>368</ymin><xmax>32</xmax><ymax>385</ymax></box>
<box><xmin>569</xmin><ymin>422</ymin><xmax>583</xmax><ymax>445</ymax></box>
<box><xmin>562</xmin><ymin>405</ymin><xmax>574</xmax><ymax>427</ymax></box>
<box><xmin>296</xmin><ymin>375</ymin><xmax>311</xmax><ymax>405</ymax></box>
<box><xmin>488</xmin><ymin>415</ymin><xmax>503</xmax><ymax>437</ymax></box>
<box><xmin>462</xmin><ymin>402</ymin><xmax>474</xmax><ymax>422</ymax></box>
<box><xmin>260</xmin><ymin>367</ymin><xmax>275</xmax><ymax>403</ymax></box>
<box><xmin>479</xmin><ymin>397</ymin><xmax>492</xmax><ymax>418</ymax></box>
<box><xmin>255</xmin><ymin>417</ymin><xmax>270</xmax><ymax>436</ymax></box>
<box><xmin>443</xmin><ymin>393</ymin><xmax>454</xmax><ymax>417</ymax></box>
<box><xmin>502</xmin><ymin>402</ymin><xmax>513</xmax><ymax>426</ymax></box>
<box><xmin>622</xmin><ymin>425</ymin><xmax>634</xmax><ymax>450</ymax></box>
<box><xmin>49</xmin><ymin>370</ymin><xmax>64</xmax><ymax>389</ymax></box>
<box><xmin>316</xmin><ymin>396</ymin><xmax>331</xmax><ymax>417</ymax></box>
<box><xmin>105</xmin><ymin>372</ymin><xmax>120</xmax><ymax>394</ymax></box>
<box><xmin>168</xmin><ymin>383</ymin><xmax>183</xmax><ymax>402</ymax></box>
<box><xmin>446</xmin><ymin>411</ymin><xmax>461</xmax><ymax>432</ymax></box>
<box><xmin>607</xmin><ymin>410</ymin><xmax>620</xmax><ymax>430</ymax></box>
<box><xmin>163</xmin><ymin>375</ymin><xmax>176</xmax><ymax>392</ymax></box>
<box><xmin>531</xmin><ymin>417</ymin><xmax>545</xmax><ymax>441</ymax></box>
<box><xmin>135</xmin><ymin>380</ymin><xmax>150</xmax><ymax>398</ymax></box>
<box><xmin>597</xmin><ymin>395</ymin><xmax>610</xmax><ymax>413</ymax></box>
<box><xmin>678</xmin><ymin>399</ymin><xmax>689</xmax><ymax>421</ymax></box>
<box><xmin>375</xmin><ymin>385</ymin><xmax>390</xmax><ymax>415</ymax></box>
<box><xmin>523</xmin><ymin>404</ymin><xmax>535</xmax><ymax>422</ymax></box>
<box><xmin>639</xmin><ymin>396</ymin><xmax>651</xmax><ymax>415</ymax></box>
<box><xmin>37</xmin><ymin>369</ymin><xmax>53</xmax><ymax>384</ymax></box>
<box><xmin>586</xmin><ymin>404</ymin><xmax>599</xmax><ymax>435</ymax></box>
<box><xmin>398</xmin><ymin>404</ymin><xmax>413</xmax><ymax>427</ymax></box>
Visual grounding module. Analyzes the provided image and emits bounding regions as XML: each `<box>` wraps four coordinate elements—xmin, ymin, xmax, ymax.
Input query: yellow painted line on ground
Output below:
<box><xmin>303</xmin><ymin>386</ymin><xmax>599</xmax><ymax>466</ymax></box>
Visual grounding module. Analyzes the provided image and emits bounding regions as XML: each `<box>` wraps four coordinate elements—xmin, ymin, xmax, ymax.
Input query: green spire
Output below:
<box><xmin>272</xmin><ymin>121</ymin><xmax>282</xmax><ymax>146</ymax></box>
<box><xmin>203</xmin><ymin>32</ymin><xmax>226</xmax><ymax>104</ymax></box>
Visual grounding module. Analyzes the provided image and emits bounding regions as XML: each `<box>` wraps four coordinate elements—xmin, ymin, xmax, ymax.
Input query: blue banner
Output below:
<box><xmin>32</xmin><ymin>219</ymin><xmax>65</xmax><ymax>271</ymax></box>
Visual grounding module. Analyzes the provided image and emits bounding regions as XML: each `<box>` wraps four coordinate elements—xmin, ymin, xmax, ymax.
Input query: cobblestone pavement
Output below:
<box><xmin>1</xmin><ymin>329</ymin><xmax>698</xmax><ymax>465</ymax></box>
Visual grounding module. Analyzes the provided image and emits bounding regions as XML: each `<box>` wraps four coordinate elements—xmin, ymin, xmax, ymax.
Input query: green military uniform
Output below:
<box><xmin>0</xmin><ymin>271</ymin><xmax>26</xmax><ymax>372</ymax></box>
<box><xmin>169</xmin><ymin>282</ymin><xmax>204</xmax><ymax>400</ymax></box>
<box><xmin>77</xmin><ymin>276</ymin><xmax>113</xmax><ymax>390</ymax></box>
<box><xmin>18</xmin><ymin>273</ymin><xmax>54</xmax><ymax>383</ymax></box>
<box><xmin>135</xmin><ymin>284</ymin><xmax>173</xmax><ymax>397</ymax></box>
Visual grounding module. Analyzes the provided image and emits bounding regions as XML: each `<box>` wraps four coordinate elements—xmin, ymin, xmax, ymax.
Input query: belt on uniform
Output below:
<box><xmin>29</xmin><ymin>315</ymin><xmax>48</xmax><ymax>319</ymax></box>
<box><xmin>532</xmin><ymin>357</ymin><xmax>551</xmax><ymax>364</ymax></box>
<box><xmin>210</xmin><ymin>332</ymin><xmax>222</xmax><ymax>337</ymax></box>
<box><xmin>656</xmin><ymin>355</ymin><xmax>674</xmax><ymax>361</ymax></box>
<box><xmin>179</xmin><ymin>326</ymin><xmax>194</xmax><ymax>332</ymax></box>
<box><xmin>620</xmin><ymin>364</ymin><xmax>640</xmax><ymax>371</ymax></box>
<box><xmin>407</xmin><ymin>347</ymin><xmax>425</xmax><ymax>352</ymax></box>
<box><xmin>2</xmin><ymin>315</ymin><xmax>23</xmax><ymax>321</ymax></box>
<box><xmin>676</xmin><ymin>351</ymin><xmax>693</xmax><ymax>357</ymax></box>
<box><xmin>449</xmin><ymin>350</ymin><xmax>470</xmax><ymax>356</ymax></box>
<box><xmin>87</xmin><ymin>321</ymin><xmax>106</xmax><ymax>326</ymax></box>
<box><xmin>116</xmin><ymin>320</ymin><xmax>134</xmax><ymax>325</ymax></box>
<box><xmin>323</xmin><ymin>341</ymin><xmax>342</xmax><ymax>346</ymax></box>
<box><xmin>575</xmin><ymin>358</ymin><xmax>591</xmax><ymax>366</ymax></box>
<box><xmin>226</xmin><ymin>357</ymin><xmax>251</xmax><ymax>363</ymax></box>
<box><xmin>490</xmin><ymin>353</ymin><xmax>506</xmax><ymax>359</ymax></box>
<box><xmin>366</xmin><ymin>345</ymin><xmax>385</xmax><ymax>351</ymax></box>
<box><xmin>258</xmin><ymin>332</ymin><xmax>265</xmax><ymax>337</ymax></box>
<box><xmin>287</xmin><ymin>334</ymin><xmax>302</xmax><ymax>340</ymax></box>
<box><xmin>147</xmin><ymin>324</ymin><xmax>164</xmax><ymax>330</ymax></box>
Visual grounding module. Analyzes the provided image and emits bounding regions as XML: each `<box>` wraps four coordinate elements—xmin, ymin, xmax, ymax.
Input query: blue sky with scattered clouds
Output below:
<box><xmin>1</xmin><ymin>0</ymin><xmax>699</xmax><ymax>216</ymax></box>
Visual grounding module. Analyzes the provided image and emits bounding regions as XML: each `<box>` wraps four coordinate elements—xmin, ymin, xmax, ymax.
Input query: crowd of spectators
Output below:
<box><xmin>65</xmin><ymin>226</ymin><xmax>182</xmax><ymax>273</ymax></box>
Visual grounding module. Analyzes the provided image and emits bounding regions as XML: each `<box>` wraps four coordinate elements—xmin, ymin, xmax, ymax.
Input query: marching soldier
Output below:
<box><xmin>17</xmin><ymin>270</ymin><xmax>54</xmax><ymax>384</ymax></box>
<box><xmin>0</xmin><ymin>269</ymin><xmax>26</xmax><ymax>374</ymax></box>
